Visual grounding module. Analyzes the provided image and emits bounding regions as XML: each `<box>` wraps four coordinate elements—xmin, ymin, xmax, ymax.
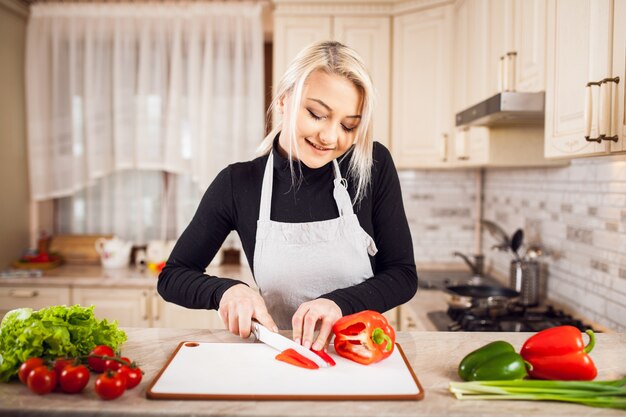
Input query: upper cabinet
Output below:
<box><xmin>544</xmin><ymin>0</ymin><xmax>626</xmax><ymax>158</ymax></box>
<box><xmin>391</xmin><ymin>5</ymin><xmax>454</xmax><ymax>168</ymax></box>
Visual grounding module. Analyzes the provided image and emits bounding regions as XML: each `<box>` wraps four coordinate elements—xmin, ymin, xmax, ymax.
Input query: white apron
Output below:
<box><xmin>253</xmin><ymin>152</ymin><xmax>378</xmax><ymax>329</ymax></box>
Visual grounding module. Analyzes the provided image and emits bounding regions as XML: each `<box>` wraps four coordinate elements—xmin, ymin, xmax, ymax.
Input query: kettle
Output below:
<box><xmin>95</xmin><ymin>237</ymin><xmax>132</xmax><ymax>269</ymax></box>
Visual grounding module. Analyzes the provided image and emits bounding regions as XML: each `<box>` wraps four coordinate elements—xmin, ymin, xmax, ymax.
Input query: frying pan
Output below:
<box><xmin>445</xmin><ymin>284</ymin><xmax>520</xmax><ymax>311</ymax></box>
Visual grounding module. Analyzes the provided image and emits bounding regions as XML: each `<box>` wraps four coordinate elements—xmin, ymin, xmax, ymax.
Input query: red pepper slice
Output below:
<box><xmin>275</xmin><ymin>349</ymin><xmax>319</xmax><ymax>370</ymax></box>
<box><xmin>311</xmin><ymin>348</ymin><xmax>336</xmax><ymax>367</ymax></box>
<box><xmin>332</xmin><ymin>310</ymin><xmax>395</xmax><ymax>365</ymax></box>
<box><xmin>520</xmin><ymin>325</ymin><xmax>598</xmax><ymax>380</ymax></box>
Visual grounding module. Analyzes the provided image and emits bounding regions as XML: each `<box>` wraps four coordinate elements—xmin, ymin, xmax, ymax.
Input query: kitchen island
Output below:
<box><xmin>0</xmin><ymin>328</ymin><xmax>624</xmax><ymax>417</ymax></box>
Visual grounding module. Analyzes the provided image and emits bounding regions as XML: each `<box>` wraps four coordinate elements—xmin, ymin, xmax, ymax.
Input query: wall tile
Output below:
<box><xmin>482</xmin><ymin>156</ymin><xmax>626</xmax><ymax>331</ymax></box>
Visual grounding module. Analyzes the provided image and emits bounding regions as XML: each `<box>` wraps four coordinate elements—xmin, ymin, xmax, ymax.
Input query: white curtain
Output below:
<box><xmin>26</xmin><ymin>2</ymin><xmax>265</xmax><ymax>242</ymax></box>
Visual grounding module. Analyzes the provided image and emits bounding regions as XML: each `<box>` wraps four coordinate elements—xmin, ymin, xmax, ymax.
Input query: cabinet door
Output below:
<box><xmin>487</xmin><ymin>0</ymin><xmax>515</xmax><ymax>96</ymax></box>
<box><xmin>392</xmin><ymin>6</ymin><xmax>454</xmax><ymax>168</ymax></box>
<box><xmin>334</xmin><ymin>17</ymin><xmax>391</xmax><ymax>148</ymax></box>
<box><xmin>514</xmin><ymin>0</ymin><xmax>547</xmax><ymax>92</ymax></box>
<box><xmin>0</xmin><ymin>286</ymin><xmax>71</xmax><ymax>320</ymax></box>
<box><xmin>154</xmin><ymin>292</ymin><xmax>224</xmax><ymax>329</ymax></box>
<box><xmin>611</xmin><ymin>0</ymin><xmax>626</xmax><ymax>152</ymax></box>
<box><xmin>545</xmin><ymin>0</ymin><xmax>613</xmax><ymax>158</ymax></box>
<box><xmin>72</xmin><ymin>287</ymin><xmax>151</xmax><ymax>327</ymax></box>
<box><xmin>273</xmin><ymin>16</ymin><xmax>332</xmax><ymax>99</ymax></box>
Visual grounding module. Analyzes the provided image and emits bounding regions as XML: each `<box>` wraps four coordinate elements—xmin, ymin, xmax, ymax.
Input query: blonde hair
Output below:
<box><xmin>257</xmin><ymin>40</ymin><xmax>375</xmax><ymax>205</ymax></box>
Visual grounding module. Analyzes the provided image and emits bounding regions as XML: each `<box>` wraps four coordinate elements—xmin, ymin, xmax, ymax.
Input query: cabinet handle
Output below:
<box><xmin>140</xmin><ymin>291</ymin><xmax>148</xmax><ymax>320</ymax></box>
<box><xmin>602</xmin><ymin>76</ymin><xmax>620</xmax><ymax>142</ymax></box>
<box><xmin>599</xmin><ymin>81</ymin><xmax>610</xmax><ymax>139</ymax></box>
<box><xmin>440</xmin><ymin>133</ymin><xmax>448</xmax><ymax>162</ymax></box>
<box><xmin>9</xmin><ymin>289</ymin><xmax>39</xmax><ymax>298</ymax></box>
<box><xmin>585</xmin><ymin>81</ymin><xmax>601</xmax><ymax>143</ymax></box>
<box><xmin>151</xmin><ymin>291</ymin><xmax>159</xmax><ymax>321</ymax></box>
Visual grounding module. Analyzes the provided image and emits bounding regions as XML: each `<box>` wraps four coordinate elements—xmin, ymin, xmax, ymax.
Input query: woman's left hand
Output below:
<box><xmin>292</xmin><ymin>299</ymin><xmax>342</xmax><ymax>352</ymax></box>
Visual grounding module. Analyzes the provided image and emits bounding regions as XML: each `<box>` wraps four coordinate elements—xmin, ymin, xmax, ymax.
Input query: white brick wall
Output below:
<box><xmin>398</xmin><ymin>169</ymin><xmax>477</xmax><ymax>264</ymax></box>
<box><xmin>482</xmin><ymin>154</ymin><xmax>626</xmax><ymax>331</ymax></box>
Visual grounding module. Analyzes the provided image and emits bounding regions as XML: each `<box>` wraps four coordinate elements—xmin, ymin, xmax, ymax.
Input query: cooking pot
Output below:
<box><xmin>445</xmin><ymin>284</ymin><xmax>520</xmax><ymax>314</ymax></box>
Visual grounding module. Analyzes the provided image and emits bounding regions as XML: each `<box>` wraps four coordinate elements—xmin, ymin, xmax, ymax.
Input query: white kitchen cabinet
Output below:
<box><xmin>514</xmin><ymin>0</ymin><xmax>547</xmax><ymax>92</ymax></box>
<box><xmin>0</xmin><ymin>286</ymin><xmax>71</xmax><ymax>321</ymax></box>
<box><xmin>72</xmin><ymin>287</ymin><xmax>152</xmax><ymax>327</ymax></box>
<box><xmin>334</xmin><ymin>17</ymin><xmax>391</xmax><ymax>148</ymax></box>
<box><xmin>392</xmin><ymin>5</ymin><xmax>455</xmax><ymax>168</ymax></box>
<box><xmin>487</xmin><ymin>0</ymin><xmax>547</xmax><ymax>95</ymax></box>
<box><xmin>72</xmin><ymin>287</ymin><xmax>224</xmax><ymax>329</ymax></box>
<box><xmin>544</xmin><ymin>0</ymin><xmax>626</xmax><ymax>158</ymax></box>
<box><xmin>154</xmin><ymin>292</ymin><xmax>224</xmax><ymax>329</ymax></box>
<box><xmin>453</xmin><ymin>0</ymin><xmax>490</xmax><ymax>113</ymax></box>
<box><xmin>272</xmin><ymin>8</ymin><xmax>391</xmax><ymax>147</ymax></box>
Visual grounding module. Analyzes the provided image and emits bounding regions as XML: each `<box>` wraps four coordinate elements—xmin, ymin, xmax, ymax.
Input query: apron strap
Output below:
<box><xmin>332</xmin><ymin>160</ymin><xmax>354</xmax><ymax>217</ymax></box>
<box><xmin>258</xmin><ymin>153</ymin><xmax>353</xmax><ymax>220</ymax></box>
<box><xmin>258</xmin><ymin>152</ymin><xmax>274</xmax><ymax>221</ymax></box>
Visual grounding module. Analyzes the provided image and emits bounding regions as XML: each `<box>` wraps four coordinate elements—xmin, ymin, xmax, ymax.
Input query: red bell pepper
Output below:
<box><xmin>332</xmin><ymin>310</ymin><xmax>395</xmax><ymax>365</ymax></box>
<box><xmin>275</xmin><ymin>349</ymin><xmax>319</xmax><ymax>369</ymax></box>
<box><xmin>275</xmin><ymin>348</ymin><xmax>336</xmax><ymax>370</ymax></box>
<box><xmin>520</xmin><ymin>325</ymin><xmax>597</xmax><ymax>381</ymax></box>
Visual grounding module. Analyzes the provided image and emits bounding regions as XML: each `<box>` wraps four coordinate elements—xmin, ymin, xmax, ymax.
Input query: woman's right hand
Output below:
<box><xmin>218</xmin><ymin>284</ymin><xmax>278</xmax><ymax>338</ymax></box>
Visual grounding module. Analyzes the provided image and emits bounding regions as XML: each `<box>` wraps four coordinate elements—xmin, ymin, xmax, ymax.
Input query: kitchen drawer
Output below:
<box><xmin>0</xmin><ymin>286</ymin><xmax>71</xmax><ymax>320</ymax></box>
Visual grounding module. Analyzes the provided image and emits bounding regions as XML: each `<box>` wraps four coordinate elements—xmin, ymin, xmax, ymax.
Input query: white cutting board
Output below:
<box><xmin>147</xmin><ymin>341</ymin><xmax>423</xmax><ymax>400</ymax></box>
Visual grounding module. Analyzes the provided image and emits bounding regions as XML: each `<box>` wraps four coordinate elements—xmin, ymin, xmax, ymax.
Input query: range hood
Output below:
<box><xmin>455</xmin><ymin>91</ymin><xmax>545</xmax><ymax>127</ymax></box>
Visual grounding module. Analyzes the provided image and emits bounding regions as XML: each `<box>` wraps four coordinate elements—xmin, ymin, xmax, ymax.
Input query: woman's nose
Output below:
<box><xmin>319</xmin><ymin>124</ymin><xmax>339</xmax><ymax>145</ymax></box>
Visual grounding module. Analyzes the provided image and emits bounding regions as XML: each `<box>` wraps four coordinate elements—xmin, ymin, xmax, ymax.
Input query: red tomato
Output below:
<box><xmin>104</xmin><ymin>356</ymin><xmax>130</xmax><ymax>372</ymax></box>
<box><xmin>95</xmin><ymin>371</ymin><xmax>126</xmax><ymax>400</ymax></box>
<box><xmin>26</xmin><ymin>366</ymin><xmax>57</xmax><ymax>395</ymax></box>
<box><xmin>88</xmin><ymin>345</ymin><xmax>115</xmax><ymax>372</ymax></box>
<box><xmin>18</xmin><ymin>358</ymin><xmax>45</xmax><ymax>384</ymax></box>
<box><xmin>53</xmin><ymin>358</ymin><xmax>74</xmax><ymax>378</ymax></box>
<box><xmin>117</xmin><ymin>365</ymin><xmax>142</xmax><ymax>389</ymax></box>
<box><xmin>59</xmin><ymin>364</ymin><xmax>90</xmax><ymax>394</ymax></box>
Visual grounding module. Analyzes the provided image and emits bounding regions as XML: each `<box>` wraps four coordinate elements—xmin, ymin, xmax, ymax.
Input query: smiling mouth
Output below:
<box><xmin>305</xmin><ymin>138</ymin><xmax>335</xmax><ymax>151</ymax></box>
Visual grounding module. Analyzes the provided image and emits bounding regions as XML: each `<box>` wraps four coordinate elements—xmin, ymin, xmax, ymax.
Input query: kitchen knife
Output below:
<box><xmin>250</xmin><ymin>320</ymin><xmax>330</xmax><ymax>368</ymax></box>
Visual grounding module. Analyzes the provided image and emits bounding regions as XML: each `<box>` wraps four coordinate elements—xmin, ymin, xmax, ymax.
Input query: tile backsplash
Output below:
<box><xmin>400</xmin><ymin>154</ymin><xmax>626</xmax><ymax>331</ymax></box>
<box><xmin>482</xmin><ymin>154</ymin><xmax>626</xmax><ymax>331</ymax></box>
<box><xmin>398</xmin><ymin>169</ymin><xmax>477</xmax><ymax>263</ymax></box>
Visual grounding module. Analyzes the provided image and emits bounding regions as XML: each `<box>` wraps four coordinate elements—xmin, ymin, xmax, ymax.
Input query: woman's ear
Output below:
<box><xmin>277</xmin><ymin>93</ymin><xmax>289</xmax><ymax>115</ymax></box>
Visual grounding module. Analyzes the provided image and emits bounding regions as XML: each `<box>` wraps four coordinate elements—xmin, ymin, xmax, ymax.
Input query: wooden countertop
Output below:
<box><xmin>0</xmin><ymin>328</ymin><xmax>624</xmax><ymax>417</ymax></box>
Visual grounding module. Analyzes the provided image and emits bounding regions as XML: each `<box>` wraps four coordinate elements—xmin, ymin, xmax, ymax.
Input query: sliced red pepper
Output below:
<box><xmin>275</xmin><ymin>349</ymin><xmax>319</xmax><ymax>370</ymax></box>
<box><xmin>332</xmin><ymin>310</ymin><xmax>395</xmax><ymax>365</ymax></box>
<box><xmin>311</xmin><ymin>348</ymin><xmax>336</xmax><ymax>367</ymax></box>
<box><xmin>520</xmin><ymin>325</ymin><xmax>598</xmax><ymax>380</ymax></box>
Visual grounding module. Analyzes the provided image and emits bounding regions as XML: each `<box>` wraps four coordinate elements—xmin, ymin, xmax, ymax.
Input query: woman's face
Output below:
<box><xmin>278</xmin><ymin>70</ymin><xmax>363</xmax><ymax>169</ymax></box>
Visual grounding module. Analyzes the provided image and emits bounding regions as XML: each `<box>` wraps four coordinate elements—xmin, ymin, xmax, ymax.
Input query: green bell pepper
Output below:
<box><xmin>458</xmin><ymin>340</ymin><xmax>529</xmax><ymax>381</ymax></box>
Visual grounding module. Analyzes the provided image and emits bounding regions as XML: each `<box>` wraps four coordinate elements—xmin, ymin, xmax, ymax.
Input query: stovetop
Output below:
<box><xmin>427</xmin><ymin>304</ymin><xmax>595</xmax><ymax>332</ymax></box>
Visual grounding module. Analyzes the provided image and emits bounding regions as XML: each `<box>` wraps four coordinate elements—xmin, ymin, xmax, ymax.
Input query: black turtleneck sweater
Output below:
<box><xmin>157</xmin><ymin>140</ymin><xmax>418</xmax><ymax>318</ymax></box>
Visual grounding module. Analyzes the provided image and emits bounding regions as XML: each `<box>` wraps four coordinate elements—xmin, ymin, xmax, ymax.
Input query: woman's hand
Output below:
<box><xmin>218</xmin><ymin>284</ymin><xmax>278</xmax><ymax>338</ymax></box>
<box><xmin>292</xmin><ymin>299</ymin><xmax>342</xmax><ymax>351</ymax></box>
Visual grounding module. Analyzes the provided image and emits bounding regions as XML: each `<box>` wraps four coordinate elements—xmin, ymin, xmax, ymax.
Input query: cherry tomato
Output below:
<box><xmin>59</xmin><ymin>364</ymin><xmax>90</xmax><ymax>394</ymax></box>
<box><xmin>88</xmin><ymin>345</ymin><xmax>115</xmax><ymax>372</ymax></box>
<box><xmin>104</xmin><ymin>356</ymin><xmax>130</xmax><ymax>372</ymax></box>
<box><xmin>18</xmin><ymin>358</ymin><xmax>45</xmax><ymax>384</ymax></box>
<box><xmin>95</xmin><ymin>371</ymin><xmax>126</xmax><ymax>400</ymax></box>
<box><xmin>53</xmin><ymin>358</ymin><xmax>74</xmax><ymax>378</ymax></box>
<box><xmin>26</xmin><ymin>366</ymin><xmax>57</xmax><ymax>395</ymax></box>
<box><xmin>117</xmin><ymin>365</ymin><xmax>142</xmax><ymax>389</ymax></box>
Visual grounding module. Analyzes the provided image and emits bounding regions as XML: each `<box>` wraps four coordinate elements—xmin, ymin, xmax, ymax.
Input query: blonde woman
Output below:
<box><xmin>158</xmin><ymin>40</ymin><xmax>417</xmax><ymax>351</ymax></box>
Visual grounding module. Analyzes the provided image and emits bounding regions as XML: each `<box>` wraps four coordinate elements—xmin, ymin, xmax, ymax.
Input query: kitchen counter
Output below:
<box><xmin>0</xmin><ymin>264</ymin><xmax>255</xmax><ymax>288</ymax></box>
<box><xmin>0</xmin><ymin>328</ymin><xmax>624</xmax><ymax>417</ymax></box>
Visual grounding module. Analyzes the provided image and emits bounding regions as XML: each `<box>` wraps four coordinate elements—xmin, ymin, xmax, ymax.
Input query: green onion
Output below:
<box><xmin>449</xmin><ymin>376</ymin><xmax>626</xmax><ymax>410</ymax></box>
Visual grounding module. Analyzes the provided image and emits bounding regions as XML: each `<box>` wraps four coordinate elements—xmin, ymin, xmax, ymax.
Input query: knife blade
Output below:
<box><xmin>250</xmin><ymin>320</ymin><xmax>329</xmax><ymax>368</ymax></box>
